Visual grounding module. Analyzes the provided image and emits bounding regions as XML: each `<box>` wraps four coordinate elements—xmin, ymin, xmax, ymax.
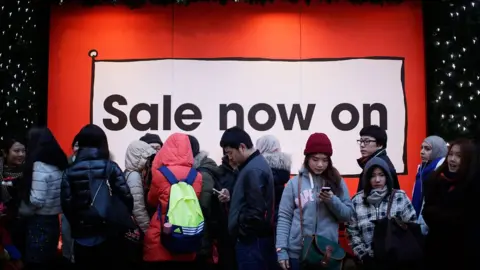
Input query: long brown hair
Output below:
<box><xmin>303</xmin><ymin>155</ymin><xmax>343</xmax><ymax>195</ymax></box>
<box><xmin>431</xmin><ymin>138</ymin><xmax>475</xmax><ymax>182</ymax></box>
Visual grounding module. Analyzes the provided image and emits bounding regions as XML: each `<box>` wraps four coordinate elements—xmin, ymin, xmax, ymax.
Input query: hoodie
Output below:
<box><xmin>276</xmin><ymin>167</ymin><xmax>354</xmax><ymax>260</ymax></box>
<box><xmin>347</xmin><ymin>157</ymin><xmax>416</xmax><ymax>259</ymax></box>
<box><xmin>124</xmin><ymin>140</ymin><xmax>156</xmax><ymax>232</ymax></box>
<box><xmin>357</xmin><ymin>149</ymin><xmax>400</xmax><ymax>192</ymax></box>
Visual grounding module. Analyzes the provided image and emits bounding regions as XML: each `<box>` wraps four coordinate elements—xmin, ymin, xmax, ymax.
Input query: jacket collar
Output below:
<box><xmin>238</xmin><ymin>150</ymin><xmax>260</xmax><ymax>171</ymax></box>
<box><xmin>357</xmin><ymin>148</ymin><xmax>387</xmax><ymax>169</ymax></box>
<box><xmin>75</xmin><ymin>147</ymin><xmax>106</xmax><ymax>162</ymax></box>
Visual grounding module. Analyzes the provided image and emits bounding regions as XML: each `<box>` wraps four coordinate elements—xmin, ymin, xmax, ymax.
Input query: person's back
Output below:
<box><xmin>143</xmin><ymin>133</ymin><xmax>202</xmax><ymax>267</ymax></box>
<box><xmin>124</xmin><ymin>140</ymin><xmax>157</xmax><ymax>233</ymax></box>
<box><xmin>62</xmin><ymin>147</ymin><xmax>132</xmax><ymax>238</ymax></box>
<box><xmin>61</xmin><ymin>124</ymin><xmax>133</xmax><ymax>269</ymax></box>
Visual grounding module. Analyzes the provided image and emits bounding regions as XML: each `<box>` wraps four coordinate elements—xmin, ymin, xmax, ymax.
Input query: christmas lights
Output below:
<box><xmin>425</xmin><ymin>0</ymin><xmax>480</xmax><ymax>139</ymax></box>
<box><xmin>0</xmin><ymin>0</ymin><xmax>47</xmax><ymax>141</ymax></box>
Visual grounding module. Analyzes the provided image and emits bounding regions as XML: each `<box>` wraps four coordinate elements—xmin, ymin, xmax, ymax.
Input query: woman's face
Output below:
<box><xmin>72</xmin><ymin>142</ymin><xmax>79</xmax><ymax>155</ymax></box>
<box><xmin>149</xmin><ymin>143</ymin><xmax>161</xmax><ymax>152</ymax></box>
<box><xmin>370</xmin><ymin>167</ymin><xmax>386</xmax><ymax>189</ymax></box>
<box><xmin>308</xmin><ymin>153</ymin><xmax>329</xmax><ymax>175</ymax></box>
<box><xmin>420</xmin><ymin>141</ymin><xmax>432</xmax><ymax>163</ymax></box>
<box><xmin>5</xmin><ymin>142</ymin><xmax>26</xmax><ymax>166</ymax></box>
<box><xmin>447</xmin><ymin>144</ymin><xmax>461</xmax><ymax>173</ymax></box>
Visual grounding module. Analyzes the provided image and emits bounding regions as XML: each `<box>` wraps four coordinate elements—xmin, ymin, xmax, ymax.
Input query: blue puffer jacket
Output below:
<box><xmin>61</xmin><ymin>147</ymin><xmax>133</xmax><ymax>238</ymax></box>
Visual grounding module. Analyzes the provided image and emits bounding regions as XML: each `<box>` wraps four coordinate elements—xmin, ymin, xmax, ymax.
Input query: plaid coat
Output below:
<box><xmin>346</xmin><ymin>190</ymin><xmax>417</xmax><ymax>259</ymax></box>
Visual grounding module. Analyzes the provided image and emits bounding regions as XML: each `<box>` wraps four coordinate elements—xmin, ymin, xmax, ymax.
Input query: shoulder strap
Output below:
<box><xmin>159</xmin><ymin>166</ymin><xmax>178</xmax><ymax>185</ymax></box>
<box><xmin>91</xmin><ymin>162</ymin><xmax>113</xmax><ymax>206</ymax></box>
<box><xmin>124</xmin><ymin>170</ymin><xmax>132</xmax><ymax>180</ymax></box>
<box><xmin>386</xmin><ymin>189</ymin><xmax>397</xmax><ymax>218</ymax></box>
<box><xmin>184</xmin><ymin>168</ymin><xmax>198</xmax><ymax>186</ymax></box>
<box><xmin>298</xmin><ymin>176</ymin><xmax>304</xmax><ymax>237</ymax></box>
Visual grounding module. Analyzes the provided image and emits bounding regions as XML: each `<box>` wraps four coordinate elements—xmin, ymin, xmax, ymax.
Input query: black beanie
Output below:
<box><xmin>188</xmin><ymin>135</ymin><xmax>200</xmax><ymax>157</ymax></box>
<box><xmin>139</xmin><ymin>133</ymin><xmax>163</xmax><ymax>146</ymax></box>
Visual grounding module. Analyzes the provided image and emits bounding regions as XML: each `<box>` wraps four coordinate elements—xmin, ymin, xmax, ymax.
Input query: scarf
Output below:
<box><xmin>0</xmin><ymin>158</ymin><xmax>23</xmax><ymax>202</ymax></box>
<box><xmin>441</xmin><ymin>171</ymin><xmax>458</xmax><ymax>192</ymax></box>
<box><xmin>366</xmin><ymin>186</ymin><xmax>388</xmax><ymax>206</ymax></box>
<box><xmin>412</xmin><ymin>157</ymin><xmax>444</xmax><ymax>215</ymax></box>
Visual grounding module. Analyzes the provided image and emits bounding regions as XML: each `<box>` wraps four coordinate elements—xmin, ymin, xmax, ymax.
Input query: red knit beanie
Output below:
<box><xmin>304</xmin><ymin>133</ymin><xmax>333</xmax><ymax>156</ymax></box>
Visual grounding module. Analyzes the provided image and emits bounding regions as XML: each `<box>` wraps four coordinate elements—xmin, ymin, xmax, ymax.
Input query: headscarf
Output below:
<box><xmin>256</xmin><ymin>135</ymin><xmax>281</xmax><ymax>154</ymax></box>
<box><xmin>424</xmin><ymin>135</ymin><xmax>448</xmax><ymax>161</ymax></box>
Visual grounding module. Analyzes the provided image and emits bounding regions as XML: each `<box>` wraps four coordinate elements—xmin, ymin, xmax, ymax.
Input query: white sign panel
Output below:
<box><xmin>91</xmin><ymin>58</ymin><xmax>406</xmax><ymax>175</ymax></box>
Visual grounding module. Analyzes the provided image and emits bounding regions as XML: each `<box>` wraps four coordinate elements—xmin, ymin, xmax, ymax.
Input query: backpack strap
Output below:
<box><xmin>184</xmin><ymin>168</ymin><xmax>198</xmax><ymax>186</ymax></box>
<box><xmin>159</xmin><ymin>166</ymin><xmax>178</xmax><ymax>185</ymax></box>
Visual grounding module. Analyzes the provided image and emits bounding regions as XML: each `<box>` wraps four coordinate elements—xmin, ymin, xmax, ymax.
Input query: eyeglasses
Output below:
<box><xmin>357</xmin><ymin>139</ymin><xmax>376</xmax><ymax>145</ymax></box>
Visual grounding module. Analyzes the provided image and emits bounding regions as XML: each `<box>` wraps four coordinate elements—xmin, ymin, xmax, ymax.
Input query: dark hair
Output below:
<box><xmin>71</xmin><ymin>133</ymin><xmax>80</xmax><ymax>149</ymax></box>
<box><xmin>303</xmin><ymin>155</ymin><xmax>343</xmax><ymax>195</ymax></box>
<box><xmin>359</xmin><ymin>125</ymin><xmax>387</xmax><ymax>148</ymax></box>
<box><xmin>219</xmin><ymin>126</ymin><xmax>253</xmax><ymax>149</ymax></box>
<box><xmin>362</xmin><ymin>165</ymin><xmax>393</xmax><ymax>205</ymax></box>
<box><xmin>431</xmin><ymin>138</ymin><xmax>474</xmax><ymax>182</ymax></box>
<box><xmin>22</xmin><ymin>127</ymin><xmax>68</xmax><ymax>203</ymax></box>
<box><xmin>76</xmin><ymin>124</ymin><xmax>110</xmax><ymax>159</ymax></box>
<box><xmin>1</xmin><ymin>134</ymin><xmax>26</xmax><ymax>159</ymax></box>
<box><xmin>188</xmin><ymin>135</ymin><xmax>200</xmax><ymax>157</ymax></box>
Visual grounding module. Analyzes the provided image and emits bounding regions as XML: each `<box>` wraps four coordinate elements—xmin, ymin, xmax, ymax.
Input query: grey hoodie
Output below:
<box><xmin>276</xmin><ymin>167</ymin><xmax>354</xmax><ymax>260</ymax></box>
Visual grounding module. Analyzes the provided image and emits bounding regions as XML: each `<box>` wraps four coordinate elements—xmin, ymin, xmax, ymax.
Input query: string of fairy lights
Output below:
<box><xmin>427</xmin><ymin>0</ymin><xmax>480</xmax><ymax>138</ymax></box>
<box><xmin>0</xmin><ymin>0</ymin><xmax>41</xmax><ymax>141</ymax></box>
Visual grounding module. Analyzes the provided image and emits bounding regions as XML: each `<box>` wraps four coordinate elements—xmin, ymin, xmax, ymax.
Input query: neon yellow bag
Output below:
<box><xmin>158</xmin><ymin>166</ymin><xmax>204</xmax><ymax>253</ymax></box>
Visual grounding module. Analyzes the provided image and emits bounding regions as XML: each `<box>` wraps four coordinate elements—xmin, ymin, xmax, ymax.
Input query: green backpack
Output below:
<box><xmin>158</xmin><ymin>166</ymin><xmax>204</xmax><ymax>254</ymax></box>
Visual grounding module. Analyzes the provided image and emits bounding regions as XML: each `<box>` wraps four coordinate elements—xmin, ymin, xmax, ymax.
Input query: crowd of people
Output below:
<box><xmin>0</xmin><ymin>123</ymin><xmax>477</xmax><ymax>270</ymax></box>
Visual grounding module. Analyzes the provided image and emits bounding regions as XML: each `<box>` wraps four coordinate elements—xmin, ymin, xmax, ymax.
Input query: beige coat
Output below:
<box><xmin>124</xmin><ymin>140</ymin><xmax>156</xmax><ymax>232</ymax></box>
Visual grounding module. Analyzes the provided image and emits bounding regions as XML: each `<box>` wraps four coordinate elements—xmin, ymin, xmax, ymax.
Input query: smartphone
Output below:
<box><xmin>321</xmin><ymin>187</ymin><xmax>331</xmax><ymax>193</ymax></box>
<box><xmin>212</xmin><ymin>188</ymin><xmax>222</xmax><ymax>195</ymax></box>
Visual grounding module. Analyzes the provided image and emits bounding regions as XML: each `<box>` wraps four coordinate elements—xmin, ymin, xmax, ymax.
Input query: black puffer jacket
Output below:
<box><xmin>61</xmin><ymin>147</ymin><xmax>133</xmax><ymax>238</ymax></box>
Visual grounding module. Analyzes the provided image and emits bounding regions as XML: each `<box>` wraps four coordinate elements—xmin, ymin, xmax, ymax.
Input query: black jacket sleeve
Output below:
<box><xmin>238</xmin><ymin>169</ymin><xmax>268</xmax><ymax>237</ymax></box>
<box><xmin>108</xmin><ymin>162</ymin><xmax>134</xmax><ymax>213</ymax></box>
<box><xmin>390</xmin><ymin>167</ymin><xmax>401</xmax><ymax>190</ymax></box>
<box><xmin>60</xmin><ymin>170</ymin><xmax>72</xmax><ymax>219</ymax></box>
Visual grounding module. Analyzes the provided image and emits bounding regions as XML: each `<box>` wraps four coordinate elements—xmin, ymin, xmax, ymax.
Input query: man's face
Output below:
<box><xmin>358</xmin><ymin>136</ymin><xmax>381</xmax><ymax>157</ymax></box>
<box><xmin>223</xmin><ymin>144</ymin><xmax>247</xmax><ymax>166</ymax></box>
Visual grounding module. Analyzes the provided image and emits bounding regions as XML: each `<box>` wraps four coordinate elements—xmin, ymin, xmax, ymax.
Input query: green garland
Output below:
<box><xmin>58</xmin><ymin>0</ymin><xmax>403</xmax><ymax>7</ymax></box>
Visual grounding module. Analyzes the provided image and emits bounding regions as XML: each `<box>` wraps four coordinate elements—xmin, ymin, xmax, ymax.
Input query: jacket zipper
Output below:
<box><xmin>375</xmin><ymin>206</ymin><xmax>380</xmax><ymax>219</ymax></box>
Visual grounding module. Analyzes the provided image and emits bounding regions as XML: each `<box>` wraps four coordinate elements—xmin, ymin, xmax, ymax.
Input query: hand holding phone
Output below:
<box><xmin>319</xmin><ymin>187</ymin><xmax>333</xmax><ymax>202</ymax></box>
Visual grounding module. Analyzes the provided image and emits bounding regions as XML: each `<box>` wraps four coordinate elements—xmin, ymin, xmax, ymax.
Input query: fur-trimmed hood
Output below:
<box><xmin>262</xmin><ymin>152</ymin><xmax>292</xmax><ymax>172</ymax></box>
<box><xmin>193</xmin><ymin>150</ymin><xmax>222</xmax><ymax>174</ymax></box>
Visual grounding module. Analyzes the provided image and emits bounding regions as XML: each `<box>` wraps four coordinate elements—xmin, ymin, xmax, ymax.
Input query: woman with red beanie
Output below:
<box><xmin>276</xmin><ymin>133</ymin><xmax>354</xmax><ymax>270</ymax></box>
